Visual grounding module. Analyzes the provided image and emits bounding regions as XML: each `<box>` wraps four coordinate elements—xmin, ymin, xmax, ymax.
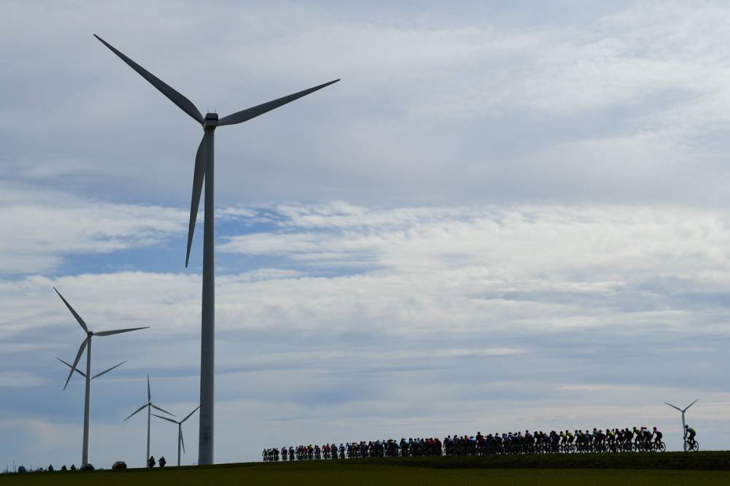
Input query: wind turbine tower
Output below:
<box><xmin>125</xmin><ymin>375</ymin><xmax>174</xmax><ymax>466</ymax></box>
<box><xmin>55</xmin><ymin>288</ymin><xmax>148</xmax><ymax>466</ymax></box>
<box><xmin>94</xmin><ymin>35</ymin><xmax>339</xmax><ymax>465</ymax></box>
<box><xmin>154</xmin><ymin>406</ymin><xmax>200</xmax><ymax>466</ymax></box>
<box><xmin>665</xmin><ymin>399</ymin><xmax>699</xmax><ymax>441</ymax></box>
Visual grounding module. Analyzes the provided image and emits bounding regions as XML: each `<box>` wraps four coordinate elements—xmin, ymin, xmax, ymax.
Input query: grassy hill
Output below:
<box><xmin>2</xmin><ymin>452</ymin><xmax>729</xmax><ymax>486</ymax></box>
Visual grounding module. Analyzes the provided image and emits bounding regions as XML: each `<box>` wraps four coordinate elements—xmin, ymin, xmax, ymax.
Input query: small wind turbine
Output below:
<box><xmin>153</xmin><ymin>406</ymin><xmax>200</xmax><ymax>466</ymax></box>
<box><xmin>125</xmin><ymin>375</ymin><xmax>174</xmax><ymax>466</ymax></box>
<box><xmin>95</xmin><ymin>34</ymin><xmax>339</xmax><ymax>465</ymax></box>
<box><xmin>55</xmin><ymin>287</ymin><xmax>148</xmax><ymax>466</ymax></box>
<box><xmin>665</xmin><ymin>399</ymin><xmax>699</xmax><ymax>440</ymax></box>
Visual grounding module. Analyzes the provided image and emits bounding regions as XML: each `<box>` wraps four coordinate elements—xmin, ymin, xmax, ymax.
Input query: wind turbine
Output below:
<box><xmin>665</xmin><ymin>399</ymin><xmax>699</xmax><ymax>441</ymax></box>
<box><xmin>55</xmin><ymin>287</ymin><xmax>148</xmax><ymax>466</ymax></box>
<box><xmin>94</xmin><ymin>34</ymin><xmax>339</xmax><ymax>465</ymax></box>
<box><xmin>153</xmin><ymin>406</ymin><xmax>200</xmax><ymax>466</ymax></box>
<box><xmin>125</xmin><ymin>375</ymin><xmax>175</xmax><ymax>466</ymax></box>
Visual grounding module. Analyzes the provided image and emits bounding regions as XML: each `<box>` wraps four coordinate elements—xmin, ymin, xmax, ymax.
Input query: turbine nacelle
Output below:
<box><xmin>203</xmin><ymin>113</ymin><xmax>219</xmax><ymax>129</ymax></box>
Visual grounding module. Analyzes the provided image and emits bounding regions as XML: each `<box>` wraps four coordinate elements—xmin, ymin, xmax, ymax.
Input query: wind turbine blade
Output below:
<box><xmin>57</xmin><ymin>358</ymin><xmax>86</xmax><ymax>378</ymax></box>
<box><xmin>181</xmin><ymin>405</ymin><xmax>200</xmax><ymax>423</ymax></box>
<box><xmin>665</xmin><ymin>402</ymin><xmax>682</xmax><ymax>412</ymax></box>
<box><xmin>147</xmin><ymin>374</ymin><xmax>151</xmax><ymax>402</ymax></box>
<box><xmin>152</xmin><ymin>413</ymin><xmax>178</xmax><ymax>424</ymax></box>
<box><xmin>217</xmin><ymin>79</ymin><xmax>340</xmax><ymax>127</ymax></box>
<box><xmin>684</xmin><ymin>399</ymin><xmax>699</xmax><ymax>411</ymax></box>
<box><xmin>151</xmin><ymin>404</ymin><xmax>175</xmax><ymax>416</ymax></box>
<box><xmin>186</xmin><ymin>133</ymin><xmax>206</xmax><ymax>267</ymax></box>
<box><xmin>54</xmin><ymin>288</ymin><xmax>89</xmax><ymax>333</ymax></box>
<box><xmin>93</xmin><ymin>35</ymin><xmax>204</xmax><ymax>125</ymax></box>
<box><xmin>95</xmin><ymin>326</ymin><xmax>149</xmax><ymax>336</ymax></box>
<box><xmin>180</xmin><ymin>427</ymin><xmax>185</xmax><ymax>454</ymax></box>
<box><xmin>64</xmin><ymin>337</ymin><xmax>89</xmax><ymax>390</ymax></box>
<box><xmin>91</xmin><ymin>361</ymin><xmax>126</xmax><ymax>380</ymax></box>
<box><xmin>124</xmin><ymin>403</ymin><xmax>148</xmax><ymax>421</ymax></box>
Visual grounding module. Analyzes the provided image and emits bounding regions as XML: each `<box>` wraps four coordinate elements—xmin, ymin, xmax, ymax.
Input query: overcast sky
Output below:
<box><xmin>1</xmin><ymin>0</ymin><xmax>729</xmax><ymax>468</ymax></box>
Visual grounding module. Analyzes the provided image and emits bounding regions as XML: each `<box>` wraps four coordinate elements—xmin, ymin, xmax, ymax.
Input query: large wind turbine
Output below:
<box><xmin>125</xmin><ymin>375</ymin><xmax>174</xmax><ymax>466</ymax></box>
<box><xmin>153</xmin><ymin>406</ymin><xmax>200</xmax><ymax>466</ymax></box>
<box><xmin>55</xmin><ymin>287</ymin><xmax>148</xmax><ymax>466</ymax></box>
<box><xmin>665</xmin><ymin>399</ymin><xmax>699</xmax><ymax>441</ymax></box>
<box><xmin>94</xmin><ymin>34</ymin><xmax>339</xmax><ymax>465</ymax></box>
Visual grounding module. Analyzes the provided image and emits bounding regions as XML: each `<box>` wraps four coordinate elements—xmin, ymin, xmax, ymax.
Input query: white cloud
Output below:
<box><xmin>0</xmin><ymin>183</ymin><xmax>186</xmax><ymax>274</ymax></box>
<box><xmin>0</xmin><ymin>372</ymin><xmax>46</xmax><ymax>388</ymax></box>
<box><xmin>4</xmin><ymin>2</ymin><xmax>730</xmax><ymax>206</ymax></box>
<box><xmin>221</xmin><ymin>203</ymin><xmax>730</xmax><ymax>284</ymax></box>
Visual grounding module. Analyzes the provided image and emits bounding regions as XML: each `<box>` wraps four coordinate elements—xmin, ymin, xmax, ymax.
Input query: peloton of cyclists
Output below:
<box><xmin>269</xmin><ymin>424</ymin><xmax>681</xmax><ymax>462</ymax></box>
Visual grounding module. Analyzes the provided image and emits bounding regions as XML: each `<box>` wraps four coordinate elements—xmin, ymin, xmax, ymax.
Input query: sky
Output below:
<box><xmin>1</xmin><ymin>0</ymin><xmax>730</xmax><ymax>469</ymax></box>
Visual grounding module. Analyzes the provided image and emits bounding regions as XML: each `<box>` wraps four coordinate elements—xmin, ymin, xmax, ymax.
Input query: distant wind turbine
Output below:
<box><xmin>94</xmin><ymin>34</ymin><xmax>339</xmax><ymax>465</ymax></box>
<box><xmin>55</xmin><ymin>287</ymin><xmax>148</xmax><ymax>466</ymax></box>
<box><xmin>153</xmin><ymin>406</ymin><xmax>200</xmax><ymax>466</ymax></box>
<box><xmin>665</xmin><ymin>399</ymin><xmax>699</xmax><ymax>441</ymax></box>
<box><xmin>125</xmin><ymin>375</ymin><xmax>174</xmax><ymax>466</ymax></box>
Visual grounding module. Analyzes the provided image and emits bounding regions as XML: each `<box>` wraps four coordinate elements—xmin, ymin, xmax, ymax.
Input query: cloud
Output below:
<box><xmin>0</xmin><ymin>183</ymin><xmax>186</xmax><ymax>275</ymax></box>
<box><xmin>0</xmin><ymin>372</ymin><xmax>46</xmax><ymax>388</ymax></box>
<box><xmin>3</xmin><ymin>1</ymin><xmax>730</xmax><ymax>206</ymax></box>
<box><xmin>221</xmin><ymin>202</ymin><xmax>730</xmax><ymax>285</ymax></box>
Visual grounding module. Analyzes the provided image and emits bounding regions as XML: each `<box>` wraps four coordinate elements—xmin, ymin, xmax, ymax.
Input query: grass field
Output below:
<box><xmin>2</xmin><ymin>453</ymin><xmax>729</xmax><ymax>485</ymax></box>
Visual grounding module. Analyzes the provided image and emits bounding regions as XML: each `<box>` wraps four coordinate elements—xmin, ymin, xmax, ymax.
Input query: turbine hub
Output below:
<box><xmin>203</xmin><ymin>112</ymin><xmax>218</xmax><ymax>129</ymax></box>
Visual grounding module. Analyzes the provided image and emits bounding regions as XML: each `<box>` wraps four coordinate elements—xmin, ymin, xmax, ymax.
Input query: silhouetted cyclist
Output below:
<box><xmin>653</xmin><ymin>427</ymin><xmax>663</xmax><ymax>445</ymax></box>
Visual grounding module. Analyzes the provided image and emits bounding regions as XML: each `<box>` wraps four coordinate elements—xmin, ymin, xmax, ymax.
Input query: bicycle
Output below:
<box><xmin>683</xmin><ymin>437</ymin><xmax>699</xmax><ymax>452</ymax></box>
<box><xmin>651</xmin><ymin>440</ymin><xmax>666</xmax><ymax>452</ymax></box>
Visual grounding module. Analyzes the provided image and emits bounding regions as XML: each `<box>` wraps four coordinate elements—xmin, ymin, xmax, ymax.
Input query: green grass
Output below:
<box><xmin>2</xmin><ymin>453</ymin><xmax>729</xmax><ymax>485</ymax></box>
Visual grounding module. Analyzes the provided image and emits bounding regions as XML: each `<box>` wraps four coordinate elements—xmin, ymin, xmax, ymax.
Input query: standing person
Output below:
<box><xmin>148</xmin><ymin>456</ymin><xmax>156</xmax><ymax>468</ymax></box>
